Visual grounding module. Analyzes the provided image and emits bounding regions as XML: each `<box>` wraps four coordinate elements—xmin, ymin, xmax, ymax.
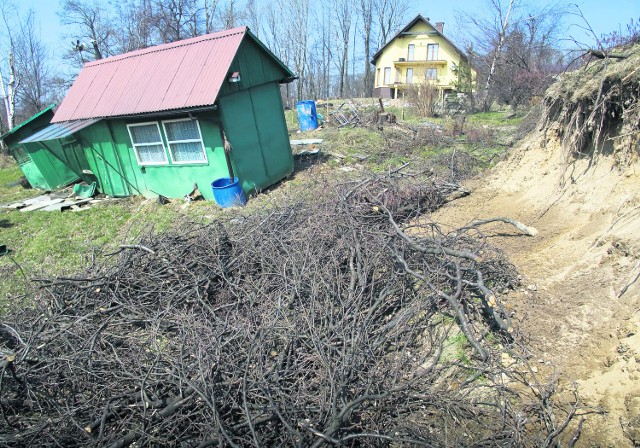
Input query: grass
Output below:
<box><xmin>0</xmin><ymin>203</ymin><xmax>133</xmax><ymax>308</ymax></box>
<box><xmin>467</xmin><ymin>111</ymin><xmax>525</xmax><ymax>127</ymax></box>
<box><xmin>0</xmin><ymin>157</ymin><xmax>39</xmax><ymax>204</ymax></box>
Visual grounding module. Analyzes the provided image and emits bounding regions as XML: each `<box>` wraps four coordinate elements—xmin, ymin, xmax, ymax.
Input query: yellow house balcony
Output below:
<box><xmin>393</xmin><ymin>59</ymin><xmax>447</xmax><ymax>67</ymax></box>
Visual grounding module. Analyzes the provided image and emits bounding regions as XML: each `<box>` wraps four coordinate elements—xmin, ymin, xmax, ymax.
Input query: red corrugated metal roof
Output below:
<box><xmin>52</xmin><ymin>27</ymin><xmax>248</xmax><ymax>123</ymax></box>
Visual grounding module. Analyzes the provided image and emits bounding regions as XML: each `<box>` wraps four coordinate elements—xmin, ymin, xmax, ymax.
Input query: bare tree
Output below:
<box><xmin>358</xmin><ymin>0</ymin><xmax>374</xmax><ymax>96</ymax></box>
<box><xmin>333</xmin><ymin>0</ymin><xmax>352</xmax><ymax>97</ymax></box>
<box><xmin>481</xmin><ymin>0</ymin><xmax>516</xmax><ymax>111</ymax></box>
<box><xmin>373</xmin><ymin>0</ymin><xmax>412</xmax><ymax>50</ymax></box>
<box><xmin>458</xmin><ymin>0</ymin><xmax>567</xmax><ymax>111</ymax></box>
<box><xmin>15</xmin><ymin>11</ymin><xmax>53</xmax><ymax>115</ymax></box>
<box><xmin>203</xmin><ymin>0</ymin><xmax>219</xmax><ymax>33</ymax></box>
<box><xmin>218</xmin><ymin>0</ymin><xmax>241</xmax><ymax>30</ymax></box>
<box><xmin>284</xmin><ymin>0</ymin><xmax>309</xmax><ymax>100</ymax></box>
<box><xmin>59</xmin><ymin>0</ymin><xmax>115</xmax><ymax>62</ymax></box>
<box><xmin>152</xmin><ymin>0</ymin><xmax>201</xmax><ymax>43</ymax></box>
<box><xmin>244</xmin><ymin>0</ymin><xmax>260</xmax><ymax>35</ymax></box>
<box><xmin>113</xmin><ymin>0</ymin><xmax>156</xmax><ymax>52</ymax></box>
<box><xmin>0</xmin><ymin>1</ymin><xmax>19</xmax><ymax>129</ymax></box>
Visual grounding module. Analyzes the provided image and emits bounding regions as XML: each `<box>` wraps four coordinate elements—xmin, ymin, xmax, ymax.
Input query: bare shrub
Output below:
<box><xmin>465</xmin><ymin>125</ymin><xmax>497</xmax><ymax>146</ymax></box>
<box><xmin>405</xmin><ymin>80</ymin><xmax>440</xmax><ymax>117</ymax></box>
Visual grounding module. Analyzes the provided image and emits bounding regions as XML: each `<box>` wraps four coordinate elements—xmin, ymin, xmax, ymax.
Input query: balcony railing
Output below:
<box><xmin>393</xmin><ymin>59</ymin><xmax>447</xmax><ymax>66</ymax></box>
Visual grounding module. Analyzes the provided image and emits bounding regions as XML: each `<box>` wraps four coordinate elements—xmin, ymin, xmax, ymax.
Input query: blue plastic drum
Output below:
<box><xmin>211</xmin><ymin>177</ymin><xmax>247</xmax><ymax>208</ymax></box>
<box><xmin>296</xmin><ymin>100</ymin><xmax>319</xmax><ymax>131</ymax></box>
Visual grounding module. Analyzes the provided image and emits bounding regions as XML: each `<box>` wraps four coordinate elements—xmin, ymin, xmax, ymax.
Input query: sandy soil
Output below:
<box><xmin>430</xmin><ymin>133</ymin><xmax>640</xmax><ymax>446</ymax></box>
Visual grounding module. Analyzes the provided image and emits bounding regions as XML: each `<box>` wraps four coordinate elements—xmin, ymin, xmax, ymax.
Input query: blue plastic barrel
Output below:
<box><xmin>211</xmin><ymin>177</ymin><xmax>247</xmax><ymax>208</ymax></box>
<box><xmin>296</xmin><ymin>100</ymin><xmax>318</xmax><ymax>131</ymax></box>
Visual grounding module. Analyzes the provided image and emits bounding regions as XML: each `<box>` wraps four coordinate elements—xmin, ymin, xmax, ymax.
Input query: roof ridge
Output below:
<box><xmin>86</xmin><ymin>26</ymin><xmax>247</xmax><ymax>68</ymax></box>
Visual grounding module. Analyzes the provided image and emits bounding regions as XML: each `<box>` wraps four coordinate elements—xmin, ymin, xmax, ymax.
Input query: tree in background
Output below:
<box><xmin>113</xmin><ymin>0</ymin><xmax>155</xmax><ymax>53</ymax></box>
<box><xmin>15</xmin><ymin>11</ymin><xmax>55</xmax><ymax>115</ymax></box>
<box><xmin>59</xmin><ymin>0</ymin><xmax>115</xmax><ymax>62</ymax></box>
<box><xmin>36</xmin><ymin>0</ymin><xmax>416</xmax><ymax>110</ymax></box>
<box><xmin>600</xmin><ymin>17</ymin><xmax>640</xmax><ymax>48</ymax></box>
<box><xmin>457</xmin><ymin>0</ymin><xmax>567</xmax><ymax>112</ymax></box>
<box><xmin>358</xmin><ymin>0</ymin><xmax>374</xmax><ymax>97</ymax></box>
<box><xmin>333</xmin><ymin>0</ymin><xmax>352</xmax><ymax>98</ymax></box>
<box><xmin>373</xmin><ymin>0</ymin><xmax>411</xmax><ymax>50</ymax></box>
<box><xmin>0</xmin><ymin>2</ymin><xmax>58</xmax><ymax>131</ymax></box>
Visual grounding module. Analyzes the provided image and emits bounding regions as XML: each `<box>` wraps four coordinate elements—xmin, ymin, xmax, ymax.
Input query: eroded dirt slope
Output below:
<box><xmin>431</xmin><ymin>133</ymin><xmax>640</xmax><ymax>447</ymax></box>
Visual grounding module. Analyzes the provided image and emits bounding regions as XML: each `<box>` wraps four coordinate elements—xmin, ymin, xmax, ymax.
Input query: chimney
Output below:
<box><xmin>435</xmin><ymin>22</ymin><xmax>444</xmax><ymax>34</ymax></box>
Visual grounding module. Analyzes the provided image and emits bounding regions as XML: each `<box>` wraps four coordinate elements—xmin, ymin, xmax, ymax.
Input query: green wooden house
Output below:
<box><xmin>21</xmin><ymin>27</ymin><xmax>296</xmax><ymax>201</ymax></box>
<box><xmin>1</xmin><ymin>105</ymin><xmax>79</xmax><ymax>190</ymax></box>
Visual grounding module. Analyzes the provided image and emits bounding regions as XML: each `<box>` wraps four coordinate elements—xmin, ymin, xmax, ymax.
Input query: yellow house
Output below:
<box><xmin>372</xmin><ymin>14</ymin><xmax>473</xmax><ymax>100</ymax></box>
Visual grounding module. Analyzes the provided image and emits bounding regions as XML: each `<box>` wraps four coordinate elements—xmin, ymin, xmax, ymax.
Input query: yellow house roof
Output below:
<box><xmin>371</xmin><ymin>14</ymin><xmax>469</xmax><ymax>64</ymax></box>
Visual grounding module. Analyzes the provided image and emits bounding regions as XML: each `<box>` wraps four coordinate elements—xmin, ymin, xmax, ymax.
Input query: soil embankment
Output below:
<box><xmin>432</xmin><ymin>131</ymin><xmax>640</xmax><ymax>446</ymax></box>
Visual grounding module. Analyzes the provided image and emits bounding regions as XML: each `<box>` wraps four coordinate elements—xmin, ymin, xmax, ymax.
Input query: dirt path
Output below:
<box><xmin>431</xmin><ymin>136</ymin><xmax>640</xmax><ymax>446</ymax></box>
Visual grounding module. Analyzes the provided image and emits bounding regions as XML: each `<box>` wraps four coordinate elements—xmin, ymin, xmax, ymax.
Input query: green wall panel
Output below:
<box><xmin>68</xmin><ymin>111</ymin><xmax>229</xmax><ymax>200</ymax></box>
<box><xmin>20</xmin><ymin>142</ymin><xmax>81</xmax><ymax>190</ymax></box>
<box><xmin>218</xmin><ymin>82</ymin><xmax>293</xmax><ymax>193</ymax></box>
<box><xmin>4</xmin><ymin>107</ymin><xmax>80</xmax><ymax>191</ymax></box>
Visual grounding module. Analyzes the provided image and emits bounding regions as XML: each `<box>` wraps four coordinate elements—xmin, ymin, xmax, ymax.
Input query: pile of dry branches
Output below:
<box><xmin>0</xmin><ymin>174</ymin><xmax>574</xmax><ymax>447</ymax></box>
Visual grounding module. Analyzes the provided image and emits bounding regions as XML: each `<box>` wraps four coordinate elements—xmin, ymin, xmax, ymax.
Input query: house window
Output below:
<box><xmin>384</xmin><ymin>67</ymin><xmax>391</xmax><ymax>85</ymax></box>
<box><xmin>376</xmin><ymin>68</ymin><xmax>380</xmax><ymax>85</ymax></box>
<box><xmin>427</xmin><ymin>44</ymin><xmax>439</xmax><ymax>61</ymax></box>
<box><xmin>426</xmin><ymin>68</ymin><xmax>437</xmax><ymax>80</ymax></box>
<box><xmin>406</xmin><ymin>68</ymin><xmax>413</xmax><ymax>83</ymax></box>
<box><xmin>162</xmin><ymin>119</ymin><xmax>207</xmax><ymax>164</ymax></box>
<box><xmin>395</xmin><ymin>67</ymin><xmax>401</xmax><ymax>83</ymax></box>
<box><xmin>407</xmin><ymin>44</ymin><xmax>415</xmax><ymax>61</ymax></box>
<box><xmin>127</xmin><ymin>122</ymin><xmax>168</xmax><ymax>165</ymax></box>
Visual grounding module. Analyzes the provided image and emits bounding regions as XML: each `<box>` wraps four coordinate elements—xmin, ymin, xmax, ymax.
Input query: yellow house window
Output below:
<box><xmin>377</xmin><ymin>68</ymin><xmax>381</xmax><ymax>85</ymax></box>
<box><xmin>427</xmin><ymin>44</ymin><xmax>439</xmax><ymax>61</ymax></box>
<box><xmin>384</xmin><ymin>67</ymin><xmax>391</xmax><ymax>84</ymax></box>
<box><xmin>426</xmin><ymin>68</ymin><xmax>437</xmax><ymax>80</ymax></box>
<box><xmin>395</xmin><ymin>67</ymin><xmax>401</xmax><ymax>82</ymax></box>
<box><xmin>406</xmin><ymin>68</ymin><xmax>413</xmax><ymax>83</ymax></box>
<box><xmin>408</xmin><ymin>44</ymin><xmax>415</xmax><ymax>61</ymax></box>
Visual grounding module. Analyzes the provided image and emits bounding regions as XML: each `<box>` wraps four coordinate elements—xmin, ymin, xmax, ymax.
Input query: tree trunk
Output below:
<box><xmin>481</xmin><ymin>0</ymin><xmax>515</xmax><ymax>112</ymax></box>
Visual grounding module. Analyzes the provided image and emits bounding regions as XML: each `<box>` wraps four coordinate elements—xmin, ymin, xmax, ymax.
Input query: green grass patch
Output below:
<box><xmin>0</xmin><ymin>203</ymin><xmax>133</xmax><ymax>308</ymax></box>
<box><xmin>0</xmin><ymin>161</ymin><xmax>39</xmax><ymax>204</ymax></box>
<box><xmin>467</xmin><ymin>111</ymin><xmax>525</xmax><ymax>127</ymax></box>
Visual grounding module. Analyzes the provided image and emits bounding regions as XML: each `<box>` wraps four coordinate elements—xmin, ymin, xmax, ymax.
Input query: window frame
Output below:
<box><xmin>426</xmin><ymin>68</ymin><xmax>437</xmax><ymax>80</ymax></box>
<box><xmin>161</xmin><ymin>118</ymin><xmax>208</xmax><ymax>165</ymax></box>
<box><xmin>126</xmin><ymin>121</ymin><xmax>169</xmax><ymax>166</ymax></box>
<box><xmin>427</xmin><ymin>43</ymin><xmax>439</xmax><ymax>61</ymax></box>
<box><xmin>383</xmin><ymin>67</ymin><xmax>391</xmax><ymax>85</ymax></box>
<box><xmin>407</xmin><ymin>44</ymin><xmax>415</xmax><ymax>61</ymax></box>
<box><xmin>406</xmin><ymin>68</ymin><xmax>413</xmax><ymax>84</ymax></box>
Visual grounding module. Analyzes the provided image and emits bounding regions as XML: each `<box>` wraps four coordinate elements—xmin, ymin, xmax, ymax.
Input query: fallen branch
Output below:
<box><xmin>465</xmin><ymin>217</ymin><xmax>539</xmax><ymax>236</ymax></box>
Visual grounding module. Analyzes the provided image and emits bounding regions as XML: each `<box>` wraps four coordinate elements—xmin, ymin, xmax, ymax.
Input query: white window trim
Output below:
<box><xmin>161</xmin><ymin>118</ymin><xmax>208</xmax><ymax>165</ymax></box>
<box><xmin>127</xmin><ymin>121</ymin><xmax>168</xmax><ymax>166</ymax></box>
<box><xmin>408</xmin><ymin>44</ymin><xmax>415</xmax><ymax>61</ymax></box>
<box><xmin>384</xmin><ymin>67</ymin><xmax>391</xmax><ymax>85</ymax></box>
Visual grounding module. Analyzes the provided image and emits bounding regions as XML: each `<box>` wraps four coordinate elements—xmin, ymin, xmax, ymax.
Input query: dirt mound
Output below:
<box><xmin>432</xmin><ymin>53</ymin><xmax>640</xmax><ymax>444</ymax></box>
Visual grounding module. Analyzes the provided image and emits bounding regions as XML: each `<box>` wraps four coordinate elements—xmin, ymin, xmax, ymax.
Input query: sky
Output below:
<box><xmin>12</xmin><ymin>0</ymin><xmax>640</xmax><ymax>73</ymax></box>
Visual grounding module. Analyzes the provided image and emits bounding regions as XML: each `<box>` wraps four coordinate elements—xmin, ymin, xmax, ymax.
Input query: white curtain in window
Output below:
<box><xmin>170</xmin><ymin>142</ymin><xmax>206</xmax><ymax>162</ymax></box>
<box><xmin>164</xmin><ymin>120</ymin><xmax>206</xmax><ymax>163</ymax></box>
<box><xmin>137</xmin><ymin>144</ymin><xmax>167</xmax><ymax>163</ymax></box>
<box><xmin>130</xmin><ymin>124</ymin><xmax>161</xmax><ymax>144</ymax></box>
<box><xmin>165</xmin><ymin>120</ymin><xmax>199</xmax><ymax>141</ymax></box>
